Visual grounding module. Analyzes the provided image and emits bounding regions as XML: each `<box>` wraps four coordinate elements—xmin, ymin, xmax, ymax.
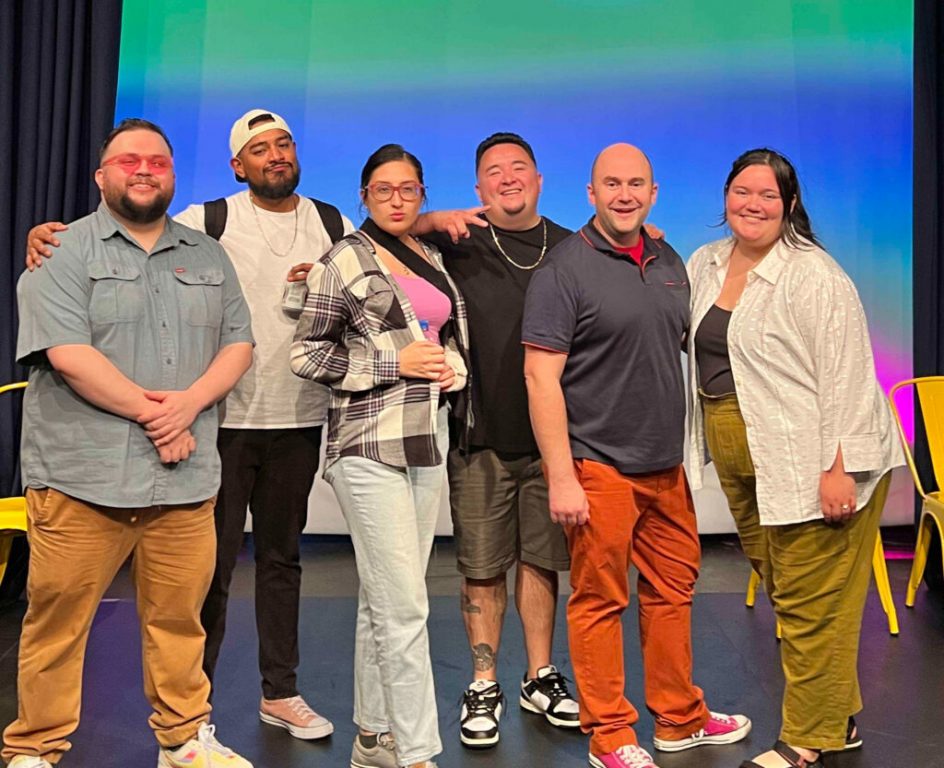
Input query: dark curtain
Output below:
<box><xmin>913</xmin><ymin>0</ymin><xmax>943</xmax><ymax>590</ymax></box>
<box><xmin>0</xmin><ymin>0</ymin><xmax>123</xmax><ymax>605</ymax></box>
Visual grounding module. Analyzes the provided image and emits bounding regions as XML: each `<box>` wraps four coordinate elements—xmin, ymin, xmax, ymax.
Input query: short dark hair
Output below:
<box><xmin>475</xmin><ymin>132</ymin><xmax>536</xmax><ymax>172</ymax></box>
<box><xmin>359</xmin><ymin>144</ymin><xmax>425</xmax><ymax>192</ymax></box>
<box><xmin>99</xmin><ymin>118</ymin><xmax>174</xmax><ymax>161</ymax></box>
<box><xmin>722</xmin><ymin>148</ymin><xmax>822</xmax><ymax>250</ymax></box>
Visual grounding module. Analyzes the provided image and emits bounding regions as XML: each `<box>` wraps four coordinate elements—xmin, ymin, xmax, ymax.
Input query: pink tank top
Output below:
<box><xmin>392</xmin><ymin>273</ymin><xmax>452</xmax><ymax>343</ymax></box>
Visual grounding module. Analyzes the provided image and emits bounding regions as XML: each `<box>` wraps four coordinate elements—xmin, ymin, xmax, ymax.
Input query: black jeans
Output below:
<box><xmin>201</xmin><ymin>426</ymin><xmax>322</xmax><ymax>700</ymax></box>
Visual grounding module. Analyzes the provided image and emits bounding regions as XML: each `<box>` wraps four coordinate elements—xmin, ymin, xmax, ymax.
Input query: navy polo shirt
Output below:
<box><xmin>521</xmin><ymin>220</ymin><xmax>690</xmax><ymax>474</ymax></box>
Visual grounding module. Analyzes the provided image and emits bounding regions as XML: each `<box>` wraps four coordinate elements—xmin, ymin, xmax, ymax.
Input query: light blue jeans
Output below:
<box><xmin>324</xmin><ymin>408</ymin><xmax>447</xmax><ymax>766</ymax></box>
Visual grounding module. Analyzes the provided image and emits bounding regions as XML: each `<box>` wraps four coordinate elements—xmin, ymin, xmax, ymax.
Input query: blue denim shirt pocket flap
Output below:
<box><xmin>88</xmin><ymin>259</ymin><xmax>144</xmax><ymax>323</ymax></box>
<box><xmin>173</xmin><ymin>268</ymin><xmax>224</xmax><ymax>327</ymax></box>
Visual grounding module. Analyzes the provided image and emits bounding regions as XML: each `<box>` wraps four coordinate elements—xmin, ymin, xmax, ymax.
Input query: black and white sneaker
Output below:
<box><xmin>460</xmin><ymin>680</ymin><xmax>504</xmax><ymax>748</ymax></box>
<box><xmin>520</xmin><ymin>665</ymin><xmax>580</xmax><ymax>728</ymax></box>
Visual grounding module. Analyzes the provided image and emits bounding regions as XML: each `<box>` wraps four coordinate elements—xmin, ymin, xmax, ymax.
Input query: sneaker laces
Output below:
<box><xmin>613</xmin><ymin>745</ymin><xmax>657</xmax><ymax>768</ymax></box>
<box><xmin>377</xmin><ymin>732</ymin><xmax>396</xmax><ymax>751</ymax></box>
<box><xmin>461</xmin><ymin>683</ymin><xmax>503</xmax><ymax>718</ymax></box>
<box><xmin>535</xmin><ymin>669</ymin><xmax>573</xmax><ymax>702</ymax></box>
<box><xmin>196</xmin><ymin>723</ymin><xmax>235</xmax><ymax>758</ymax></box>
<box><xmin>709</xmin><ymin>711</ymin><xmax>737</xmax><ymax>727</ymax></box>
<box><xmin>284</xmin><ymin>695</ymin><xmax>317</xmax><ymax>720</ymax></box>
<box><xmin>704</xmin><ymin>711</ymin><xmax>739</xmax><ymax>734</ymax></box>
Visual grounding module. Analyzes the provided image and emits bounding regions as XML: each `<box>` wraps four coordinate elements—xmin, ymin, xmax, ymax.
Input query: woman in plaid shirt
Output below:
<box><xmin>291</xmin><ymin>144</ymin><xmax>469</xmax><ymax>768</ymax></box>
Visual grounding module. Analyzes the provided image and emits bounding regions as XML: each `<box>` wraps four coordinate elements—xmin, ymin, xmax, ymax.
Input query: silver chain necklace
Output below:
<box><xmin>489</xmin><ymin>217</ymin><xmax>547</xmax><ymax>270</ymax></box>
<box><xmin>249</xmin><ymin>192</ymin><xmax>298</xmax><ymax>258</ymax></box>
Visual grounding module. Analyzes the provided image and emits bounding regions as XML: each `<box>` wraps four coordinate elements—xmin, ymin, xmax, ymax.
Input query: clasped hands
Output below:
<box><xmin>137</xmin><ymin>389</ymin><xmax>202</xmax><ymax>464</ymax></box>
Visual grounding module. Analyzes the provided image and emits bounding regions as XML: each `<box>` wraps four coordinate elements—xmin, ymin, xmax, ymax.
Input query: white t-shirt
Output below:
<box><xmin>175</xmin><ymin>191</ymin><xmax>354</xmax><ymax>429</ymax></box>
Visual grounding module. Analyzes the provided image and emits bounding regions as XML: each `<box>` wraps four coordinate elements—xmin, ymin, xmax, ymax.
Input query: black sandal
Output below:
<box><xmin>740</xmin><ymin>740</ymin><xmax>824</xmax><ymax>768</ymax></box>
<box><xmin>824</xmin><ymin>715</ymin><xmax>864</xmax><ymax>753</ymax></box>
<box><xmin>844</xmin><ymin>715</ymin><xmax>863</xmax><ymax>750</ymax></box>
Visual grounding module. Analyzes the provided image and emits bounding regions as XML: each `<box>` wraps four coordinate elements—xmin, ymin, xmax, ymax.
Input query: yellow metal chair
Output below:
<box><xmin>0</xmin><ymin>382</ymin><xmax>28</xmax><ymax>588</ymax></box>
<box><xmin>745</xmin><ymin>531</ymin><xmax>900</xmax><ymax>637</ymax></box>
<box><xmin>888</xmin><ymin>376</ymin><xmax>944</xmax><ymax>607</ymax></box>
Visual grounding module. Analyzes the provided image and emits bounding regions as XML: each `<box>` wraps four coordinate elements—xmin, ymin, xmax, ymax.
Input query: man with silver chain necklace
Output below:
<box><xmin>418</xmin><ymin>133</ymin><xmax>580</xmax><ymax>750</ymax></box>
<box><xmin>173</xmin><ymin>109</ymin><xmax>354</xmax><ymax>740</ymax></box>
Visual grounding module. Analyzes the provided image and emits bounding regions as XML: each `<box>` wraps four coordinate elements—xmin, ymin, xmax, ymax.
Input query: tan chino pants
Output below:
<box><xmin>2</xmin><ymin>488</ymin><xmax>216</xmax><ymax>764</ymax></box>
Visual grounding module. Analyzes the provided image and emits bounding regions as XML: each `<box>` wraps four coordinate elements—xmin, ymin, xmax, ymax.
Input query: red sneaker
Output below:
<box><xmin>589</xmin><ymin>744</ymin><xmax>660</xmax><ymax>768</ymax></box>
<box><xmin>653</xmin><ymin>711</ymin><xmax>751</xmax><ymax>752</ymax></box>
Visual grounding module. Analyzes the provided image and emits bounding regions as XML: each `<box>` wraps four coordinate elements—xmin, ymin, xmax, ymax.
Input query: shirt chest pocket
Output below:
<box><xmin>88</xmin><ymin>261</ymin><xmax>145</xmax><ymax>324</ymax></box>
<box><xmin>348</xmin><ymin>274</ymin><xmax>408</xmax><ymax>334</ymax></box>
<box><xmin>173</xmin><ymin>268</ymin><xmax>224</xmax><ymax>327</ymax></box>
<box><xmin>651</xmin><ymin>274</ymin><xmax>690</xmax><ymax>333</ymax></box>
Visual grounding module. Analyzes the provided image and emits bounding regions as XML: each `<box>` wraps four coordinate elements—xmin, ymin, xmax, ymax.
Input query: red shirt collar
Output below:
<box><xmin>612</xmin><ymin>237</ymin><xmax>646</xmax><ymax>265</ymax></box>
<box><xmin>580</xmin><ymin>219</ymin><xmax>651</xmax><ymax>265</ymax></box>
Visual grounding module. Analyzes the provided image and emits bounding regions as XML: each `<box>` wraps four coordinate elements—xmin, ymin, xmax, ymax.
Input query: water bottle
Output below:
<box><xmin>282</xmin><ymin>279</ymin><xmax>308</xmax><ymax>312</ymax></box>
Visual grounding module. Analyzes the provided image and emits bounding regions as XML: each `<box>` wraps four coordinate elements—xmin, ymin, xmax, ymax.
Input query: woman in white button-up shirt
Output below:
<box><xmin>686</xmin><ymin>148</ymin><xmax>903</xmax><ymax>768</ymax></box>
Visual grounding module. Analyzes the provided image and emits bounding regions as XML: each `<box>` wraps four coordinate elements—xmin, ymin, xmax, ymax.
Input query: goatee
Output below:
<box><xmin>249</xmin><ymin>166</ymin><xmax>301</xmax><ymax>201</ymax></box>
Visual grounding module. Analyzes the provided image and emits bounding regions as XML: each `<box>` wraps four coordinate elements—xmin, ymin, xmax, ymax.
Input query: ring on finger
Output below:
<box><xmin>840</xmin><ymin>504</ymin><xmax>851</xmax><ymax>511</ymax></box>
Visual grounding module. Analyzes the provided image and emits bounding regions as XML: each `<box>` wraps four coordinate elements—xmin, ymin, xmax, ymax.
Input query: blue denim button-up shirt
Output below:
<box><xmin>16</xmin><ymin>203</ymin><xmax>254</xmax><ymax>507</ymax></box>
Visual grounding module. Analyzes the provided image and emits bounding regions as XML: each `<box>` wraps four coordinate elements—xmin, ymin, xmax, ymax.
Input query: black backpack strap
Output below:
<box><xmin>203</xmin><ymin>198</ymin><xmax>228</xmax><ymax>241</ymax></box>
<box><xmin>309</xmin><ymin>198</ymin><xmax>344</xmax><ymax>244</ymax></box>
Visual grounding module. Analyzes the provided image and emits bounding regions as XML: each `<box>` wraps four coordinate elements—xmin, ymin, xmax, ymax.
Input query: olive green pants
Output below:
<box><xmin>703</xmin><ymin>393</ymin><xmax>890</xmax><ymax>751</ymax></box>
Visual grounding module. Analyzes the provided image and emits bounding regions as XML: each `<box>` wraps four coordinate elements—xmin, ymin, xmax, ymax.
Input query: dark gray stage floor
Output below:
<box><xmin>1</xmin><ymin>534</ymin><xmax>942</xmax><ymax>768</ymax></box>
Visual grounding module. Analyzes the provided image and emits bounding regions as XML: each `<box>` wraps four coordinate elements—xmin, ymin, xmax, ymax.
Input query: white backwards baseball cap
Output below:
<box><xmin>229</xmin><ymin>109</ymin><xmax>293</xmax><ymax>157</ymax></box>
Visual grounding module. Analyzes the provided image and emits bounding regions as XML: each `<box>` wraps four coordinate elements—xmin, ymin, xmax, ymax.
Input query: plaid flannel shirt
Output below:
<box><xmin>291</xmin><ymin>231</ymin><xmax>470</xmax><ymax>468</ymax></box>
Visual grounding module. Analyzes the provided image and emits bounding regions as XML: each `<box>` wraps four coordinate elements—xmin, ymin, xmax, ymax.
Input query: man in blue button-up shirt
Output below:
<box><xmin>4</xmin><ymin>119</ymin><xmax>255</xmax><ymax>768</ymax></box>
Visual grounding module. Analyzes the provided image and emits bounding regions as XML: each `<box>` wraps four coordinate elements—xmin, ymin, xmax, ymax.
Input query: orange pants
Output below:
<box><xmin>565</xmin><ymin>460</ymin><xmax>709</xmax><ymax>755</ymax></box>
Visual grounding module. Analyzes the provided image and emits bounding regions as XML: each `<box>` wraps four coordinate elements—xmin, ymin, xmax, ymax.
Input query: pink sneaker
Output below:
<box><xmin>653</xmin><ymin>711</ymin><xmax>751</xmax><ymax>752</ymax></box>
<box><xmin>259</xmin><ymin>695</ymin><xmax>333</xmax><ymax>740</ymax></box>
<box><xmin>589</xmin><ymin>744</ymin><xmax>660</xmax><ymax>768</ymax></box>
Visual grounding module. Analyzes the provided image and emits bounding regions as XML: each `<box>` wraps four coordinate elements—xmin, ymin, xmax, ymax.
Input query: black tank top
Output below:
<box><xmin>695</xmin><ymin>304</ymin><xmax>736</xmax><ymax>396</ymax></box>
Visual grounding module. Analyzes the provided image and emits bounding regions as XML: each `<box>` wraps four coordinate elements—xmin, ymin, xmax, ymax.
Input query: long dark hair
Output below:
<box><xmin>722</xmin><ymin>148</ymin><xmax>822</xmax><ymax>249</ymax></box>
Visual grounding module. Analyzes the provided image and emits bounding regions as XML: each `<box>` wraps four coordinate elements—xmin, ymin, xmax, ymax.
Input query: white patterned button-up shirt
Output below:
<box><xmin>686</xmin><ymin>236</ymin><xmax>903</xmax><ymax>526</ymax></box>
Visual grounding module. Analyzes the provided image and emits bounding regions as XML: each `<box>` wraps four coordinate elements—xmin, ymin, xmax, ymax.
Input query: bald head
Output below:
<box><xmin>587</xmin><ymin>143</ymin><xmax>658</xmax><ymax>248</ymax></box>
<box><xmin>590</xmin><ymin>143</ymin><xmax>653</xmax><ymax>184</ymax></box>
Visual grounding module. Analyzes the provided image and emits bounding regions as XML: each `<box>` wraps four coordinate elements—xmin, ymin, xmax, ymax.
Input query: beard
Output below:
<box><xmin>248</xmin><ymin>164</ymin><xmax>301</xmax><ymax>200</ymax></box>
<box><xmin>104</xmin><ymin>179</ymin><xmax>173</xmax><ymax>224</ymax></box>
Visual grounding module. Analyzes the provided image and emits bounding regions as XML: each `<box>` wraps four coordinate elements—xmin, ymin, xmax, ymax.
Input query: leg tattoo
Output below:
<box><xmin>472</xmin><ymin>643</ymin><xmax>496</xmax><ymax>672</ymax></box>
<box><xmin>461</xmin><ymin>593</ymin><xmax>482</xmax><ymax>614</ymax></box>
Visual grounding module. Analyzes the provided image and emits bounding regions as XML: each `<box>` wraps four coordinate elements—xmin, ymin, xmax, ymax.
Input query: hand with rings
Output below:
<box><xmin>820</xmin><ymin>470</ymin><xmax>856</xmax><ymax>524</ymax></box>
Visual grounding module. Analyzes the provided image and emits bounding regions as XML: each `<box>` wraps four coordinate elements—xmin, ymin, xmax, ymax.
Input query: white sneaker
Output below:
<box><xmin>8</xmin><ymin>757</ymin><xmax>53</xmax><ymax>768</ymax></box>
<box><xmin>520</xmin><ymin>665</ymin><xmax>581</xmax><ymax>728</ymax></box>
<box><xmin>157</xmin><ymin>723</ymin><xmax>253</xmax><ymax>767</ymax></box>
<box><xmin>350</xmin><ymin>732</ymin><xmax>397</xmax><ymax>768</ymax></box>
<box><xmin>460</xmin><ymin>680</ymin><xmax>504</xmax><ymax>748</ymax></box>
